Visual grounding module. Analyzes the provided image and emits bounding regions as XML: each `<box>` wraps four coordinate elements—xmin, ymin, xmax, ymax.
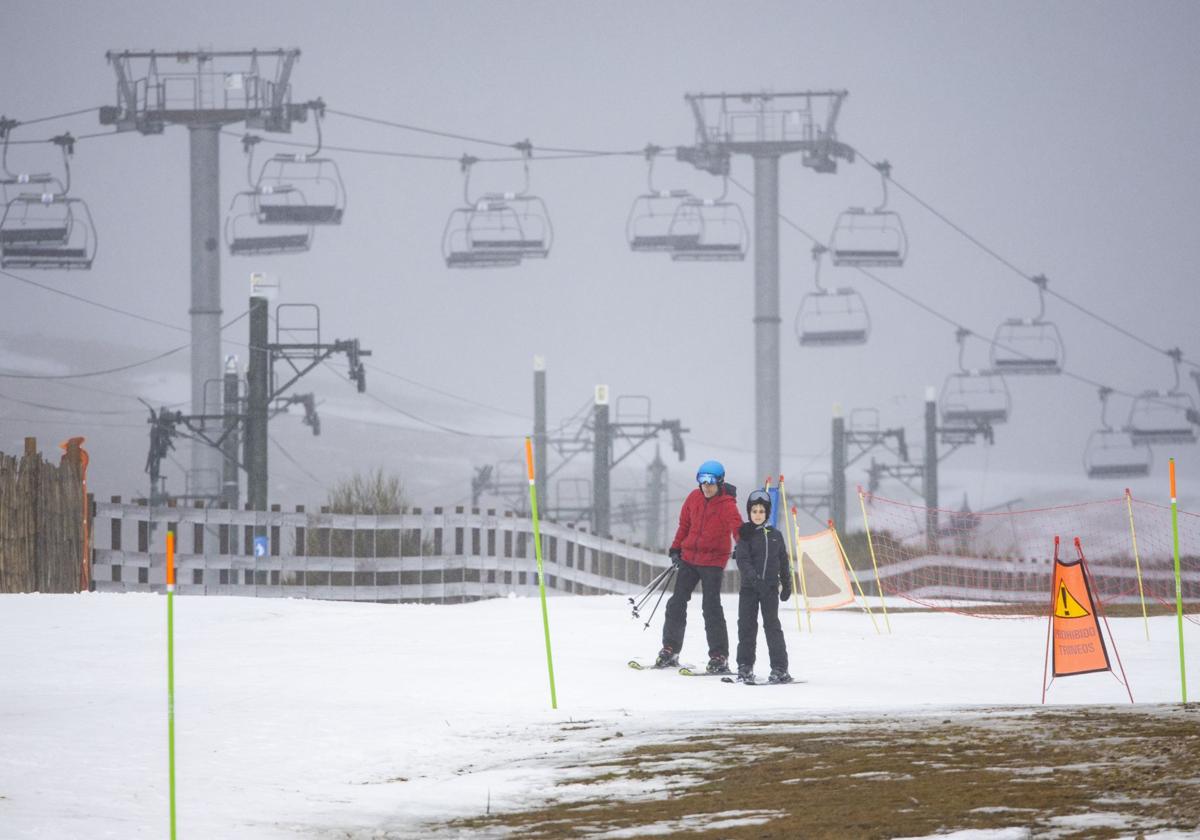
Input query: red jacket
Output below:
<box><xmin>671</xmin><ymin>486</ymin><xmax>743</xmax><ymax>568</ymax></box>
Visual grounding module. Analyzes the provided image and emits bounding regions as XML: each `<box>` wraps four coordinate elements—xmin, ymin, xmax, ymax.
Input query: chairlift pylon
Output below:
<box><xmin>939</xmin><ymin>328</ymin><xmax>1011</xmax><ymax>425</ymax></box>
<box><xmin>1084</xmin><ymin>387</ymin><xmax>1151</xmax><ymax>479</ymax></box>
<box><xmin>828</xmin><ymin>161</ymin><xmax>907</xmax><ymax>267</ymax></box>
<box><xmin>795</xmin><ymin>244</ymin><xmax>869</xmax><ymax>346</ymax></box>
<box><xmin>442</xmin><ymin>149</ymin><xmax>553</xmax><ymax>269</ymax></box>
<box><xmin>990</xmin><ymin>275</ymin><xmax>1065</xmax><ymax>374</ymax></box>
<box><xmin>254</xmin><ymin>104</ymin><xmax>346</xmax><ymax>226</ymax></box>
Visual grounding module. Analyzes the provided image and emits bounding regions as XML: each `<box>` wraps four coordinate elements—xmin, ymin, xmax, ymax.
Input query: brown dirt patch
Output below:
<box><xmin>444</xmin><ymin>705</ymin><xmax>1200</xmax><ymax>838</ymax></box>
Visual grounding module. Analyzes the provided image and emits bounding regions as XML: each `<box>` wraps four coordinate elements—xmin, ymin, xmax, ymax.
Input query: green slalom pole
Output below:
<box><xmin>166</xmin><ymin>530</ymin><xmax>178</xmax><ymax>839</ymax></box>
<box><xmin>525</xmin><ymin>437</ymin><xmax>558</xmax><ymax>709</ymax></box>
<box><xmin>1169</xmin><ymin>459</ymin><xmax>1188</xmax><ymax>704</ymax></box>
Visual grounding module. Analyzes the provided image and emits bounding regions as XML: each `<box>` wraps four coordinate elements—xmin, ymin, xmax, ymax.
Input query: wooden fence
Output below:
<box><xmin>0</xmin><ymin>437</ymin><xmax>90</xmax><ymax>594</ymax></box>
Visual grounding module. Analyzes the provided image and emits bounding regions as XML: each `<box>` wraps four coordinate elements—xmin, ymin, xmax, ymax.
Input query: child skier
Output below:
<box><xmin>733</xmin><ymin>488</ymin><xmax>793</xmax><ymax>684</ymax></box>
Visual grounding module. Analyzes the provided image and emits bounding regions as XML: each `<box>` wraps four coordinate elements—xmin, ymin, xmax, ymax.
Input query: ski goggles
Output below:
<box><xmin>696</xmin><ymin>472</ymin><xmax>722</xmax><ymax>485</ymax></box>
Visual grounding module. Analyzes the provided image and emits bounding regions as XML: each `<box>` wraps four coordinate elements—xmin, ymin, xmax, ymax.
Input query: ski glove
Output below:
<box><xmin>668</xmin><ymin>548</ymin><xmax>683</xmax><ymax>568</ymax></box>
<box><xmin>780</xmin><ymin>586</ymin><xmax>792</xmax><ymax>602</ymax></box>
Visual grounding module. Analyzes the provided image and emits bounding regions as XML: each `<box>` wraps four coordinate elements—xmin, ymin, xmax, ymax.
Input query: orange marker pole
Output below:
<box><xmin>166</xmin><ymin>531</ymin><xmax>177</xmax><ymax>839</ymax></box>
<box><xmin>1169</xmin><ymin>460</ymin><xmax>1187</xmax><ymax>704</ymax></box>
<box><xmin>525</xmin><ymin>437</ymin><xmax>558</xmax><ymax>709</ymax></box>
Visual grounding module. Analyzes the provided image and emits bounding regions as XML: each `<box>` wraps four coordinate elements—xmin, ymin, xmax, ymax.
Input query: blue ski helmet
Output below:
<box><xmin>696</xmin><ymin>460</ymin><xmax>725</xmax><ymax>486</ymax></box>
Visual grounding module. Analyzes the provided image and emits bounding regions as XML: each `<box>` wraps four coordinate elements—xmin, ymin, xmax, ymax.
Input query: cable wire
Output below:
<box><xmin>728</xmin><ymin>176</ymin><xmax>1160</xmax><ymax>404</ymax></box>
<box><xmin>848</xmin><ymin>146</ymin><xmax>1199</xmax><ymax>370</ymax></box>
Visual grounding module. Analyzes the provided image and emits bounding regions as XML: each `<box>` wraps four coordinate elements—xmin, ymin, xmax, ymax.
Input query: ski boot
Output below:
<box><xmin>654</xmin><ymin>647</ymin><xmax>679</xmax><ymax>669</ymax></box>
<box><xmin>768</xmin><ymin>668</ymin><xmax>794</xmax><ymax>684</ymax></box>
<box><xmin>737</xmin><ymin>663</ymin><xmax>756</xmax><ymax>684</ymax></box>
<box><xmin>706</xmin><ymin>654</ymin><xmax>731</xmax><ymax>675</ymax></box>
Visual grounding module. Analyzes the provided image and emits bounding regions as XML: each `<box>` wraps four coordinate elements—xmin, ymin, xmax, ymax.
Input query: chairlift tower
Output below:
<box><xmin>100</xmin><ymin>48</ymin><xmax>309</xmax><ymax>500</ymax></box>
<box><xmin>678</xmin><ymin>92</ymin><xmax>853</xmax><ymax>481</ymax></box>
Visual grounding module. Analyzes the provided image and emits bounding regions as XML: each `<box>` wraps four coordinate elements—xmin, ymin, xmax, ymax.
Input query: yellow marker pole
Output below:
<box><xmin>790</xmin><ymin>508</ymin><xmax>813</xmax><ymax>632</ymax></box>
<box><xmin>831</xmin><ymin>520</ymin><xmax>881</xmax><ymax>634</ymax></box>
<box><xmin>525</xmin><ymin>437</ymin><xmax>558</xmax><ymax>709</ymax></box>
<box><xmin>1124</xmin><ymin>489</ymin><xmax>1150</xmax><ymax>641</ymax></box>
<box><xmin>1169</xmin><ymin>460</ymin><xmax>1187</xmax><ymax>704</ymax></box>
<box><xmin>778</xmin><ymin>477</ymin><xmax>805</xmax><ymax>634</ymax></box>
<box><xmin>166</xmin><ymin>531</ymin><xmax>177</xmax><ymax>840</ymax></box>
<box><xmin>857</xmin><ymin>489</ymin><xmax>891</xmax><ymax>633</ymax></box>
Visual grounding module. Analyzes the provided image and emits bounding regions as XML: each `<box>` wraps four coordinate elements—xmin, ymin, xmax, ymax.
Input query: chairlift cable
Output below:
<box><xmin>325</xmin><ymin>108</ymin><xmax>647</xmax><ymax>157</ymax></box>
<box><xmin>849</xmin><ymin>145</ymin><xmax>1199</xmax><ymax>371</ymax></box>
<box><xmin>729</xmin><ymin>176</ymin><xmax>1163</xmax><ymax>406</ymax></box>
<box><xmin>0</xmin><ymin>389</ymin><xmax>149</xmax><ymax>415</ymax></box>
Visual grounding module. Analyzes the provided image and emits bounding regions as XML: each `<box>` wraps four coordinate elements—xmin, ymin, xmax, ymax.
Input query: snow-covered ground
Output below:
<box><xmin>1</xmin><ymin>591</ymin><xmax>1196</xmax><ymax>838</ymax></box>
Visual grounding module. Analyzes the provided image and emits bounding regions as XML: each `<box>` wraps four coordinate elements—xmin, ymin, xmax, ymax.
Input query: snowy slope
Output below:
<box><xmin>0</xmin><ymin>592</ymin><xmax>1195</xmax><ymax>838</ymax></box>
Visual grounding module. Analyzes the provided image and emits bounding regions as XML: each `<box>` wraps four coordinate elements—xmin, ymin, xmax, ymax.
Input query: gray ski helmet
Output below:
<box><xmin>747</xmin><ymin>489</ymin><xmax>771</xmax><ymax>518</ymax></box>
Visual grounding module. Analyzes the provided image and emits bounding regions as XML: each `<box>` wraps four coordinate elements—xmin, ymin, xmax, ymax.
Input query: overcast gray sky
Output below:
<box><xmin>2</xmin><ymin>0</ymin><xmax>1199</xmax><ymax>529</ymax></box>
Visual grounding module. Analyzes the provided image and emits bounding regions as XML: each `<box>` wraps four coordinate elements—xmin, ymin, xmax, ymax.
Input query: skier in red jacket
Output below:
<box><xmin>655</xmin><ymin>459</ymin><xmax>743</xmax><ymax>673</ymax></box>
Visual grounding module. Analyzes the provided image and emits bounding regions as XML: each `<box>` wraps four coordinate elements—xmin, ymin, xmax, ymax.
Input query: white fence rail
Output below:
<box><xmin>91</xmin><ymin>500</ymin><xmax>680</xmax><ymax>603</ymax></box>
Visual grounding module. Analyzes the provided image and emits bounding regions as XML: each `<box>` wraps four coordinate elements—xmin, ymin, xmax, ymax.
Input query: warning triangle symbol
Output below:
<box><xmin>800</xmin><ymin>552</ymin><xmax>842</xmax><ymax>598</ymax></box>
<box><xmin>1055</xmin><ymin>580</ymin><xmax>1091</xmax><ymax>618</ymax></box>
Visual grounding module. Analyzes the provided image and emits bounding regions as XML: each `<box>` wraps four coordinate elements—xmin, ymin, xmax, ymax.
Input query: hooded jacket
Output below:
<box><xmin>670</xmin><ymin>484</ymin><xmax>743</xmax><ymax>568</ymax></box>
<box><xmin>733</xmin><ymin>521</ymin><xmax>793</xmax><ymax>597</ymax></box>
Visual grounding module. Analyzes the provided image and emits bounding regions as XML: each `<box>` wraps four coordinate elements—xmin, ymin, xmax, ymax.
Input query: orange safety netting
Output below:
<box><xmin>853</xmin><ymin>491</ymin><xmax>1199</xmax><ymax>621</ymax></box>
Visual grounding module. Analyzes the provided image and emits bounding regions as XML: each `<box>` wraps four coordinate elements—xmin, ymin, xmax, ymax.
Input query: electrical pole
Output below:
<box><xmin>592</xmin><ymin>385</ymin><xmax>611</xmax><ymax>537</ymax></box>
<box><xmin>924</xmin><ymin>386</ymin><xmax>939</xmax><ymax>553</ymax></box>
<box><xmin>831</xmin><ymin>404</ymin><xmax>846</xmax><ymax>533</ymax></box>
<box><xmin>246</xmin><ymin>295</ymin><xmax>271</xmax><ymax>510</ymax></box>
<box><xmin>646</xmin><ymin>447</ymin><xmax>667</xmax><ymax>550</ymax></box>
<box><xmin>222</xmin><ymin>355</ymin><xmax>241</xmax><ymax>506</ymax></box>
<box><xmin>679</xmin><ymin>92</ymin><xmax>853</xmax><ymax>480</ymax></box>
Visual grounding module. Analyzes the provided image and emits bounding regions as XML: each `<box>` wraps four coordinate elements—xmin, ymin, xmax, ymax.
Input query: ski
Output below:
<box><xmin>628</xmin><ymin>659</ymin><xmax>697</xmax><ymax>671</ymax></box>
<box><xmin>678</xmin><ymin>667</ymin><xmax>732</xmax><ymax>677</ymax></box>
<box><xmin>721</xmin><ymin>675</ymin><xmax>805</xmax><ymax>685</ymax></box>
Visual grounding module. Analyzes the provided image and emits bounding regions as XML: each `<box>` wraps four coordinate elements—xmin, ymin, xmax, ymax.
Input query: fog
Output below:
<box><xmin>2</xmin><ymin>1</ymin><xmax>1198</xmax><ymax>533</ymax></box>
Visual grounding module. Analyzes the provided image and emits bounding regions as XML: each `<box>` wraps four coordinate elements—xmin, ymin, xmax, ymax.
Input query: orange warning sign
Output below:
<box><xmin>1050</xmin><ymin>554</ymin><xmax>1110</xmax><ymax>677</ymax></box>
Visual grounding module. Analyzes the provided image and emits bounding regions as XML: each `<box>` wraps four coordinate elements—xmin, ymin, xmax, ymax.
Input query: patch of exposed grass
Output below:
<box><xmin>444</xmin><ymin>705</ymin><xmax>1200</xmax><ymax>838</ymax></box>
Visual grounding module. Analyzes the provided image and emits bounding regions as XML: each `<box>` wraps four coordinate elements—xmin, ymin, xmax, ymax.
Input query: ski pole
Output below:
<box><xmin>629</xmin><ymin>565</ymin><xmax>674</xmax><ymax>616</ymax></box>
<box><xmin>632</xmin><ymin>564</ymin><xmax>677</xmax><ymax>618</ymax></box>
<box><xmin>642</xmin><ymin>566</ymin><xmax>677</xmax><ymax>630</ymax></box>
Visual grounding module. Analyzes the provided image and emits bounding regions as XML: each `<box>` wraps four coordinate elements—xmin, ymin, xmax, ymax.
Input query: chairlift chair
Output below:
<box><xmin>794</xmin><ymin>244</ymin><xmax>869</xmax><ymax>346</ymax></box>
<box><xmin>1127</xmin><ymin>349</ymin><xmax>1198</xmax><ymax>445</ymax></box>
<box><xmin>668</xmin><ymin>197</ymin><xmax>748</xmax><ymax>261</ymax></box>
<box><xmin>441</xmin><ymin>200</ymin><xmax>531</xmax><ymax>268</ymax></box>
<box><xmin>1127</xmin><ymin>390</ymin><xmax>1197</xmax><ymax>446</ymax></box>
<box><xmin>1084</xmin><ymin>430</ymin><xmax>1151</xmax><ymax>479</ymax></box>
<box><xmin>443</xmin><ymin>149</ymin><xmax>553</xmax><ymax>268</ymax></box>
<box><xmin>940</xmin><ymin>371</ymin><xmax>1010</xmax><ymax>426</ymax></box>
<box><xmin>255</xmin><ymin>154</ymin><xmax>346</xmax><ymax>225</ymax></box>
<box><xmin>0</xmin><ymin>193</ymin><xmax>96</xmax><ymax>269</ymax></box>
<box><xmin>828</xmin><ymin>162</ymin><xmax>907</xmax><ymax>267</ymax></box>
<box><xmin>626</xmin><ymin>191</ymin><xmax>695</xmax><ymax>252</ymax></box>
<box><xmin>989</xmin><ymin>276</ymin><xmax>1064</xmax><ymax>374</ymax></box>
<box><xmin>795</xmin><ymin>289</ymin><xmax>870</xmax><ymax>346</ymax></box>
<box><xmin>990</xmin><ymin>319</ymin><xmax>1065</xmax><ymax>374</ymax></box>
<box><xmin>224</xmin><ymin>190</ymin><xmax>312</xmax><ymax>256</ymax></box>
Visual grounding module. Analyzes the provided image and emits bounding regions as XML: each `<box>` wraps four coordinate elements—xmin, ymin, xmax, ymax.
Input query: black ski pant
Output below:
<box><xmin>661</xmin><ymin>561</ymin><xmax>728</xmax><ymax>658</ymax></box>
<box><xmin>736</xmin><ymin>585</ymin><xmax>788</xmax><ymax>672</ymax></box>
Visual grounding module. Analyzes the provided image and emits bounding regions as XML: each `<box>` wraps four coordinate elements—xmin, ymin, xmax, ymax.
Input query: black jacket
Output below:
<box><xmin>734</xmin><ymin>522</ymin><xmax>792</xmax><ymax>597</ymax></box>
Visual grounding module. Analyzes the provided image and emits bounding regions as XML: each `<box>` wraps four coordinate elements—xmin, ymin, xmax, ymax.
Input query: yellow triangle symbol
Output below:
<box><xmin>1055</xmin><ymin>580</ymin><xmax>1091</xmax><ymax>618</ymax></box>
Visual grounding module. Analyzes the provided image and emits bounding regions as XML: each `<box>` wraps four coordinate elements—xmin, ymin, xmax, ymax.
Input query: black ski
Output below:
<box><xmin>721</xmin><ymin>675</ymin><xmax>805</xmax><ymax>685</ymax></box>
